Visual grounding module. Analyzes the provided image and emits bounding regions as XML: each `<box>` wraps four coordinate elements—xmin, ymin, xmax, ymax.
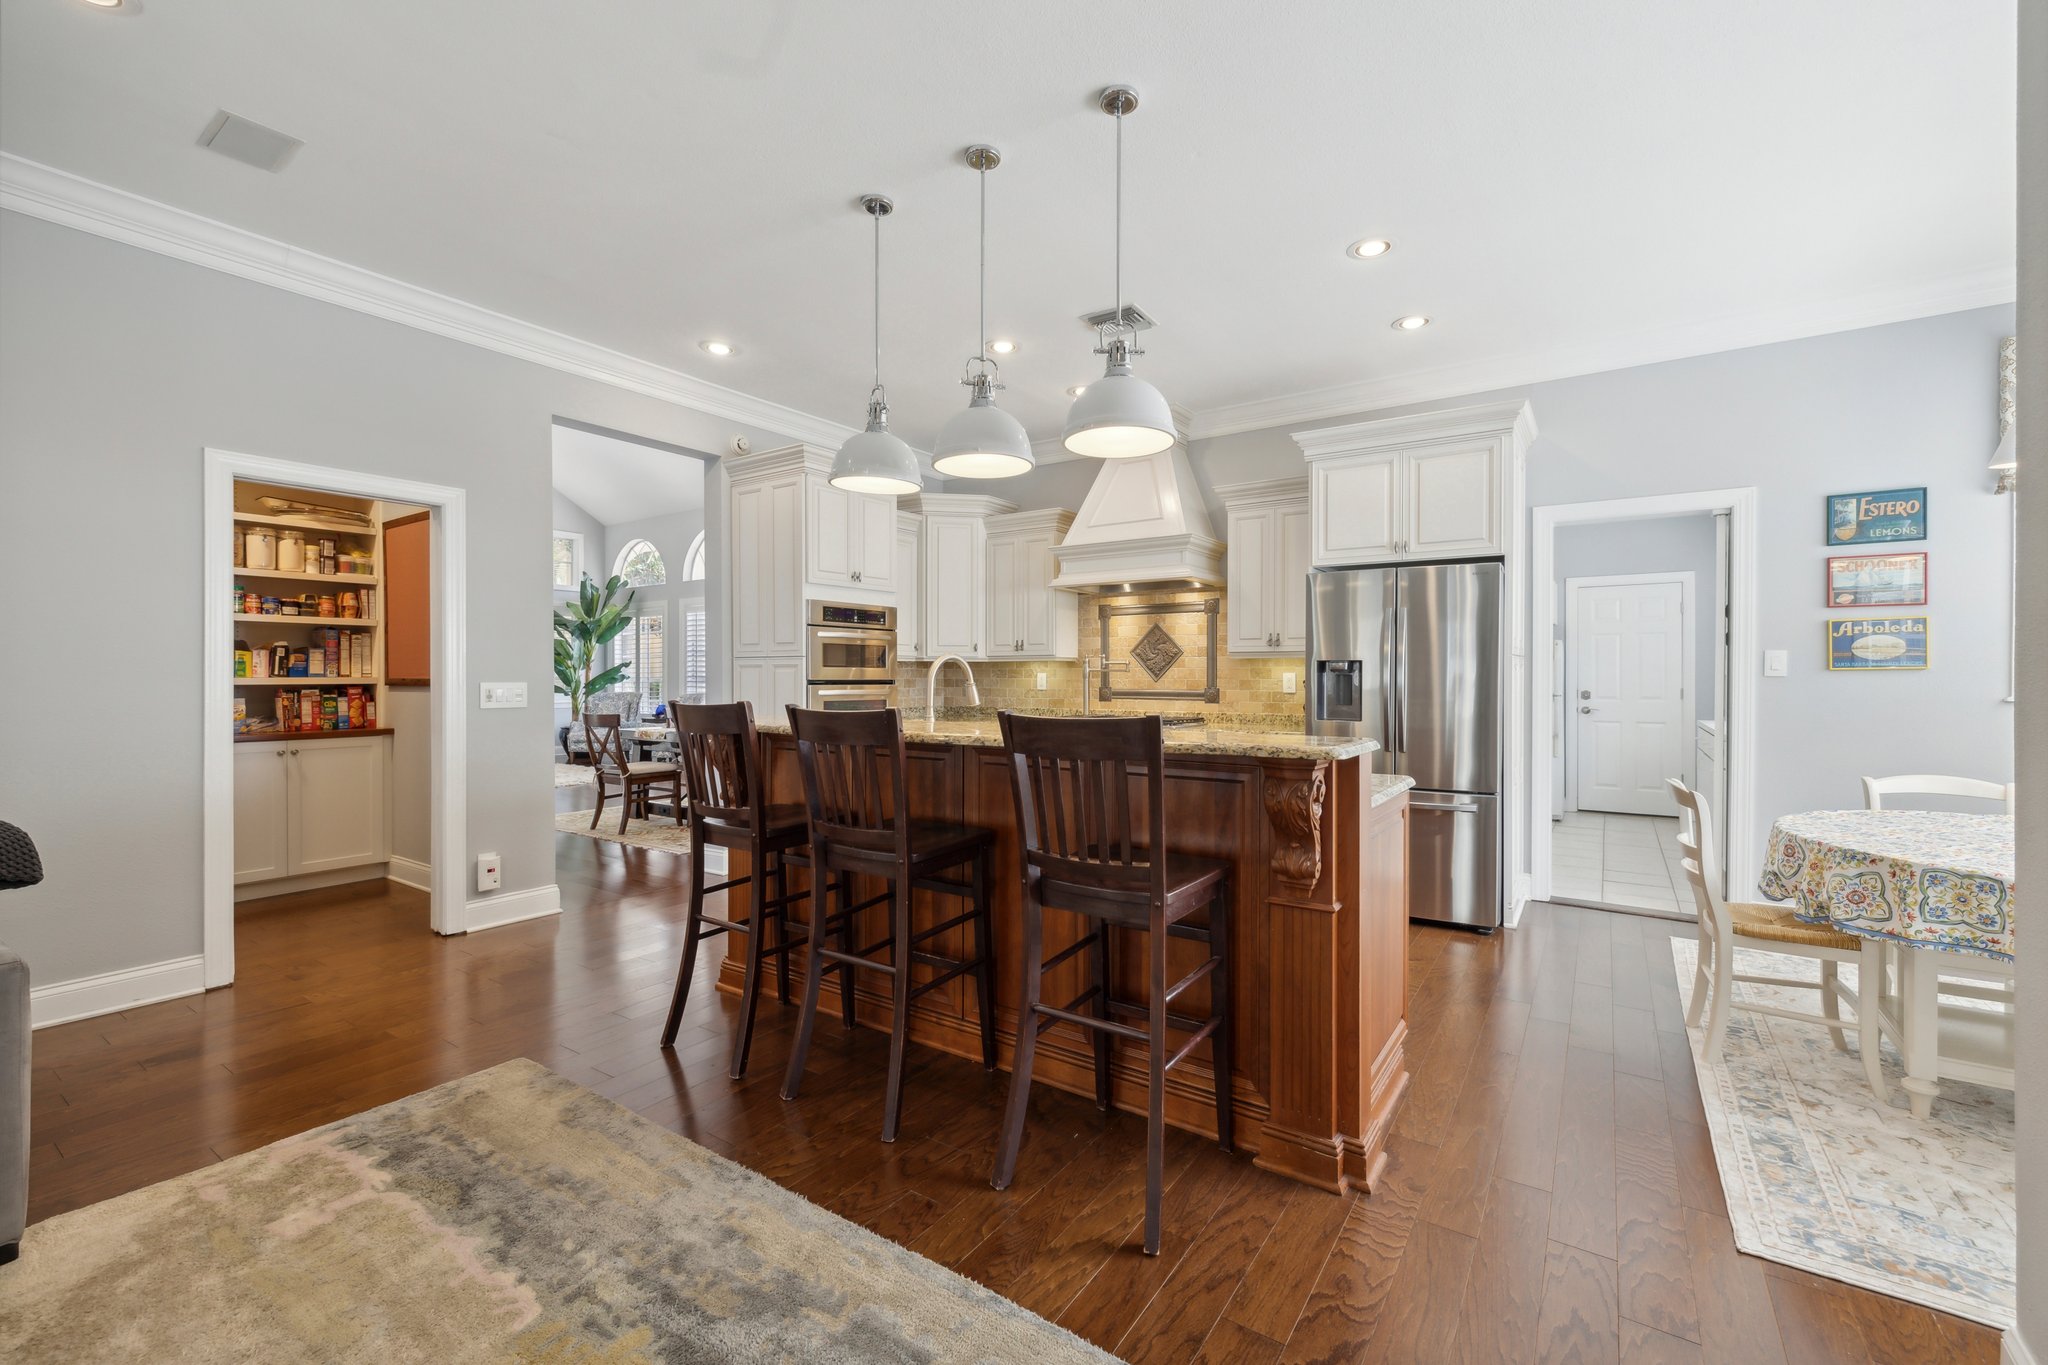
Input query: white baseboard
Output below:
<box><xmin>464</xmin><ymin>883</ymin><xmax>561</xmax><ymax>933</ymax></box>
<box><xmin>1506</xmin><ymin>872</ymin><xmax>1532</xmax><ymax>929</ymax></box>
<box><xmin>2005</xmin><ymin>1326</ymin><xmax>2036</xmax><ymax>1365</ymax></box>
<box><xmin>387</xmin><ymin>855</ymin><xmax>433</xmax><ymax>892</ymax></box>
<box><xmin>31</xmin><ymin>954</ymin><xmax>207</xmax><ymax>1029</ymax></box>
<box><xmin>705</xmin><ymin>845</ymin><xmax>727</xmax><ymax>875</ymax></box>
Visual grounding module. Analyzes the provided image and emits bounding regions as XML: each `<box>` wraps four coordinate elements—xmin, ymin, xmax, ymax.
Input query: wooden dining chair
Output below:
<box><xmin>1862</xmin><ymin>774</ymin><xmax>2016</xmax><ymax>814</ymax></box>
<box><xmin>1669</xmin><ymin>780</ymin><xmax>1889</xmax><ymax>1100</ymax></box>
<box><xmin>584</xmin><ymin>712</ymin><xmax>685</xmax><ymax>835</ymax></box>
<box><xmin>991</xmin><ymin>712</ymin><xmax>1234</xmax><ymax>1257</ymax></box>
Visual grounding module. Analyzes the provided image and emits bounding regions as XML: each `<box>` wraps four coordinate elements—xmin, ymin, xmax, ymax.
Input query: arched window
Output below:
<box><xmin>613</xmin><ymin>538</ymin><xmax>666</xmax><ymax>588</ymax></box>
<box><xmin>681</xmin><ymin>531</ymin><xmax>707</xmax><ymax>582</ymax></box>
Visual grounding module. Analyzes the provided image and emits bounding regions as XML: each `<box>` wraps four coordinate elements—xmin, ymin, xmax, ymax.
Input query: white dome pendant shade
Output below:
<box><xmin>830</xmin><ymin>194</ymin><xmax>922</xmax><ymax>496</ymax></box>
<box><xmin>932</xmin><ymin>146</ymin><xmax>1034</xmax><ymax>480</ymax></box>
<box><xmin>1062</xmin><ymin>86</ymin><xmax>1176</xmax><ymax>460</ymax></box>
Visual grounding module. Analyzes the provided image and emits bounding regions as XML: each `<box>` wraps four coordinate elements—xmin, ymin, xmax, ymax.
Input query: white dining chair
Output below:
<box><xmin>1669</xmin><ymin>779</ymin><xmax>1889</xmax><ymax>1101</ymax></box>
<box><xmin>1862</xmin><ymin>774</ymin><xmax>2016</xmax><ymax>814</ymax></box>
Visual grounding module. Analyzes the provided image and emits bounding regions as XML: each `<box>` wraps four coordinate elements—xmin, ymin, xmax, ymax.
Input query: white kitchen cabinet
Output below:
<box><xmin>906</xmin><ymin>494</ymin><xmax>1011</xmax><ymax>661</ymax></box>
<box><xmin>802</xmin><ymin>472</ymin><xmax>894</xmax><ymax>593</ymax></box>
<box><xmin>894</xmin><ymin>512</ymin><xmax>923</xmax><ymax>659</ymax></box>
<box><xmin>734</xmin><ymin>656</ymin><xmax>805</xmax><ymax>721</ymax></box>
<box><xmin>1219</xmin><ymin>478</ymin><xmax>1311</xmax><ymax>656</ymax></box>
<box><xmin>234</xmin><ymin>734</ymin><xmax>391</xmax><ymax>885</ymax></box>
<box><xmin>730</xmin><ymin>470</ymin><xmax>804</xmax><ymax>657</ymax></box>
<box><xmin>1296</xmin><ymin>405</ymin><xmax>1532</xmax><ymax>570</ymax></box>
<box><xmin>985</xmin><ymin>509</ymin><xmax>1077</xmax><ymax>660</ymax></box>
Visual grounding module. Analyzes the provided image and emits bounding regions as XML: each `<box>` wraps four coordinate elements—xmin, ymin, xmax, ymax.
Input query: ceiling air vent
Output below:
<box><xmin>199</xmin><ymin>111</ymin><xmax>303</xmax><ymax>173</ymax></box>
<box><xmin>1079</xmin><ymin>303</ymin><xmax>1157</xmax><ymax>334</ymax></box>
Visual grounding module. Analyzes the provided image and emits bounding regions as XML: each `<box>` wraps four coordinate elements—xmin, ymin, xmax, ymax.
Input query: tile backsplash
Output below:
<box><xmin>900</xmin><ymin>589</ymin><xmax>1305</xmax><ymax>722</ymax></box>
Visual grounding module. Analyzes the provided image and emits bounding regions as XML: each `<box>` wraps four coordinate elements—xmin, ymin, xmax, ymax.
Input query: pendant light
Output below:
<box><xmin>830</xmin><ymin>194</ymin><xmax>922</xmax><ymax>496</ymax></box>
<box><xmin>933</xmin><ymin>145</ymin><xmax>1035</xmax><ymax>479</ymax></box>
<box><xmin>1062</xmin><ymin>86</ymin><xmax>1176</xmax><ymax>460</ymax></box>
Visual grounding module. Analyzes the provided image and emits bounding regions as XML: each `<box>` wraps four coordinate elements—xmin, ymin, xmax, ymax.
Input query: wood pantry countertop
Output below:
<box><xmin>234</xmin><ymin>728</ymin><xmax>393</xmax><ymax>742</ymax></box>
<box><xmin>720</xmin><ymin>729</ymin><xmax>1412</xmax><ymax>1197</ymax></box>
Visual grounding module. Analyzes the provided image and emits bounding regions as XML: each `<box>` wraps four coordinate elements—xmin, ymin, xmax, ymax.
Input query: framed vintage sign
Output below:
<box><xmin>1825</xmin><ymin>552</ymin><xmax>1927</xmax><ymax>608</ymax></box>
<box><xmin>1825</xmin><ymin>486</ymin><xmax>1927</xmax><ymax>545</ymax></box>
<box><xmin>1827</xmin><ymin>616</ymin><xmax>1928</xmax><ymax>671</ymax></box>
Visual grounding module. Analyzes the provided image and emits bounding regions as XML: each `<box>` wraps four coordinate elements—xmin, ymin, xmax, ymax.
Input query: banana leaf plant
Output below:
<box><xmin>553</xmin><ymin>572</ymin><xmax>636</xmax><ymax>720</ymax></box>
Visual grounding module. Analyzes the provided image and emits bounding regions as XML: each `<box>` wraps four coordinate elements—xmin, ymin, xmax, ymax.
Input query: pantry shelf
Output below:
<box><xmin>234</xmin><ymin>613</ymin><xmax>379</xmax><ymax>626</ymax></box>
<box><xmin>233</xmin><ymin>568</ymin><xmax>382</xmax><ymax>585</ymax></box>
<box><xmin>234</xmin><ymin>511</ymin><xmax>382</xmax><ymax>536</ymax></box>
<box><xmin>234</xmin><ymin>676</ymin><xmax>384</xmax><ymax>686</ymax></box>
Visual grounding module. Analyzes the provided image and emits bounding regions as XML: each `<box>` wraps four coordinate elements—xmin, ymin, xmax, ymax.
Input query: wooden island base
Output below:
<box><xmin>718</xmin><ymin>728</ymin><xmax>1410</xmax><ymax>1195</ymax></box>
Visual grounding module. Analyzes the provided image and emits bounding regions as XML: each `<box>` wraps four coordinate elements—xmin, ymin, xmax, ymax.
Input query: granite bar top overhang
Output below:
<box><xmin>751</xmin><ymin>717</ymin><xmax>1381</xmax><ymax>763</ymax></box>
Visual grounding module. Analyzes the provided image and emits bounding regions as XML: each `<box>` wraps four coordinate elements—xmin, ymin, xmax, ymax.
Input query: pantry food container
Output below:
<box><xmin>244</xmin><ymin>525</ymin><xmax>277</xmax><ymax>570</ymax></box>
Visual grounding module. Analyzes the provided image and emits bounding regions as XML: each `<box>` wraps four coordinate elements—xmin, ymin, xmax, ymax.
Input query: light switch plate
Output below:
<box><xmin>1762</xmin><ymin>650</ymin><xmax>1788</xmax><ymax>677</ymax></box>
<box><xmin>1035</xmin><ymin>672</ymin><xmax>1048</xmax><ymax>691</ymax></box>
<box><xmin>480</xmin><ymin>682</ymin><xmax>527</xmax><ymax>708</ymax></box>
<box><xmin>1282</xmin><ymin>671</ymin><xmax>1298</xmax><ymax>694</ymax></box>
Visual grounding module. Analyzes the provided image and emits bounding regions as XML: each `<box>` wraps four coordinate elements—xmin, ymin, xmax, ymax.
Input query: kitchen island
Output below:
<box><xmin>718</xmin><ymin>718</ymin><xmax>1412</xmax><ymax>1195</ymax></box>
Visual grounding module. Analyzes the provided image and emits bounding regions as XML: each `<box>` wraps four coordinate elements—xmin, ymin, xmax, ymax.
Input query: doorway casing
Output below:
<box><xmin>1529</xmin><ymin>488</ymin><xmax>1758</xmax><ymax>904</ymax></box>
<box><xmin>203</xmin><ymin>448</ymin><xmax>468</xmax><ymax>987</ymax></box>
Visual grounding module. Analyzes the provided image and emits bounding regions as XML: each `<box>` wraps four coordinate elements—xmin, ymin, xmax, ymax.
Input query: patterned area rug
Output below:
<box><xmin>553</xmin><ymin>762</ymin><xmax>596</xmax><ymax>788</ymax></box>
<box><xmin>555</xmin><ymin>807</ymin><xmax>691</xmax><ymax>853</ymax></box>
<box><xmin>0</xmin><ymin>1059</ymin><xmax>1116</xmax><ymax>1364</ymax></box>
<box><xmin>1668</xmin><ymin>938</ymin><xmax>2014</xmax><ymax>1327</ymax></box>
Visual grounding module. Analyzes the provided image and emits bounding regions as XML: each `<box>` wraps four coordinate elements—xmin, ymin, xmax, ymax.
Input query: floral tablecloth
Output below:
<box><xmin>1759</xmin><ymin>809</ymin><xmax>2017</xmax><ymax>960</ymax></box>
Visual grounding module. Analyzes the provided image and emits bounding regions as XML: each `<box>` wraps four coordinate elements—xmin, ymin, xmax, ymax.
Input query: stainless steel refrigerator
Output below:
<box><xmin>1306</xmin><ymin>561</ymin><xmax>1504</xmax><ymax>930</ymax></box>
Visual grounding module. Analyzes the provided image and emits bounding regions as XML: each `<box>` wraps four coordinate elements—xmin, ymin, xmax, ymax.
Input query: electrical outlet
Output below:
<box><xmin>1282</xmin><ymin>671</ymin><xmax>1297</xmax><ymax>694</ymax></box>
<box><xmin>480</xmin><ymin>682</ymin><xmax>527</xmax><ymax>709</ymax></box>
<box><xmin>1762</xmin><ymin>650</ymin><xmax>1788</xmax><ymax>677</ymax></box>
<box><xmin>1035</xmin><ymin>671</ymin><xmax>1048</xmax><ymax>691</ymax></box>
<box><xmin>475</xmin><ymin>853</ymin><xmax>501</xmax><ymax>892</ymax></box>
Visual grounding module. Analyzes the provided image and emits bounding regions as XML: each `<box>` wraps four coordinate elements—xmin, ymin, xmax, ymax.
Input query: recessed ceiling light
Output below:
<box><xmin>1066</xmin><ymin>384</ymin><xmax>1089</xmax><ymax>398</ymax></box>
<box><xmin>1349</xmin><ymin>238</ymin><xmax>1393</xmax><ymax>259</ymax></box>
<box><xmin>698</xmin><ymin>340</ymin><xmax>739</xmax><ymax>357</ymax></box>
<box><xmin>1391</xmin><ymin>315</ymin><xmax>1431</xmax><ymax>331</ymax></box>
<box><xmin>987</xmin><ymin>339</ymin><xmax>1018</xmax><ymax>355</ymax></box>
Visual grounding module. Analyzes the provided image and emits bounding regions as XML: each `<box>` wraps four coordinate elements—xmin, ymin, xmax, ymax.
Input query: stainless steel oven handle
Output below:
<box><xmin>810</xmin><ymin>629</ymin><xmax>889</xmax><ymax>642</ymax></box>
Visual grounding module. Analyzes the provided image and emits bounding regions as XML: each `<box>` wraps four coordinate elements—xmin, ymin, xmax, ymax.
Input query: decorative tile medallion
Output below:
<box><xmin>1130</xmin><ymin>623</ymin><xmax>1185</xmax><ymax>681</ymax></box>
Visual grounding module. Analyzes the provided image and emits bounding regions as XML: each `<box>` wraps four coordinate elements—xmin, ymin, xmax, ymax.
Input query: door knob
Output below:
<box><xmin>1579</xmin><ymin>706</ymin><xmax>1594</xmax><ymax>714</ymax></box>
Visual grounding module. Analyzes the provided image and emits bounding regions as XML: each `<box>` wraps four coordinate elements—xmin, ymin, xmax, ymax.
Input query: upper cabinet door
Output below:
<box><xmin>806</xmin><ymin>476</ymin><xmax>856</xmax><ymax>586</ymax></box>
<box><xmin>1406</xmin><ymin>440</ymin><xmax>1501</xmax><ymax>558</ymax></box>
<box><xmin>986</xmin><ymin>533</ymin><xmax>1020</xmax><ymax>654</ymax></box>
<box><xmin>1276</xmin><ymin>504</ymin><xmax>1313</xmax><ymax>650</ymax></box>
<box><xmin>1226</xmin><ymin>507</ymin><xmax>1275</xmax><ymax>653</ymax></box>
<box><xmin>731</xmin><ymin>480</ymin><xmax>771</xmax><ymax>654</ymax></box>
<box><xmin>1018</xmin><ymin>531</ymin><xmax>1057</xmax><ymax>655</ymax></box>
<box><xmin>1312</xmin><ymin>449</ymin><xmax>1401</xmax><ymax>567</ymax></box>
<box><xmin>926</xmin><ymin>516</ymin><xmax>984</xmax><ymax>658</ymax></box>
<box><xmin>894</xmin><ymin>519</ymin><xmax>922</xmax><ymax>657</ymax></box>
<box><xmin>857</xmin><ymin>494</ymin><xmax>896</xmax><ymax>589</ymax></box>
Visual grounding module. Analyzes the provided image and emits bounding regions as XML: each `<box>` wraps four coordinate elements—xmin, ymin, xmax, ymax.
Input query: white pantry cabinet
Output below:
<box><xmin>734</xmin><ymin>657</ymin><xmax>805</xmax><ymax>721</ymax></box>
<box><xmin>894</xmin><ymin>512</ymin><xmax>923</xmax><ymax>659</ymax></box>
<box><xmin>729</xmin><ymin>470</ymin><xmax>804</xmax><ymax>657</ymax></box>
<box><xmin>803</xmin><ymin>473</ymin><xmax>896</xmax><ymax>593</ymax></box>
<box><xmin>1218</xmin><ymin>478</ymin><xmax>1312</xmax><ymax>656</ymax></box>
<box><xmin>985</xmin><ymin>509</ymin><xmax>1078</xmax><ymax>660</ymax></box>
<box><xmin>233</xmin><ymin>734</ymin><xmax>391</xmax><ymax>884</ymax></box>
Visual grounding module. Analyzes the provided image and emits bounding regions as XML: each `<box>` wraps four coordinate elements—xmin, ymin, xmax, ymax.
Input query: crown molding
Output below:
<box><xmin>0</xmin><ymin>152</ymin><xmax>883</xmax><ymax>457</ymax></box>
<box><xmin>1187</xmin><ymin>264</ymin><xmax>2015</xmax><ymax>441</ymax></box>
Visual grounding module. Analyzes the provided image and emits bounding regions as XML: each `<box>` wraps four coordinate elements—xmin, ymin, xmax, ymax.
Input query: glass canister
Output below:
<box><xmin>278</xmin><ymin>529</ymin><xmax>306</xmax><ymax>573</ymax></box>
<box><xmin>244</xmin><ymin>525</ymin><xmax>277</xmax><ymax>570</ymax></box>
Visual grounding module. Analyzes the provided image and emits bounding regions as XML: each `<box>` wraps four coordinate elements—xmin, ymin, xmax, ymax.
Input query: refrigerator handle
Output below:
<box><xmin>1394</xmin><ymin>600</ymin><xmax>1410</xmax><ymax>754</ymax></box>
<box><xmin>1379</xmin><ymin>600</ymin><xmax>1396</xmax><ymax>752</ymax></box>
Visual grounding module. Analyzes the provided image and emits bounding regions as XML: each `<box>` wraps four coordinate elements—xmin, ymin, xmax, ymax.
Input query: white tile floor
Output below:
<box><xmin>1550</xmin><ymin>809</ymin><xmax>1695</xmax><ymax>916</ymax></box>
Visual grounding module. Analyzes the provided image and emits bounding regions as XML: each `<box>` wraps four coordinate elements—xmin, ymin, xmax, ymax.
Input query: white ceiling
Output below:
<box><xmin>552</xmin><ymin>425</ymin><xmax>703</xmax><ymax>527</ymax></box>
<box><xmin>0</xmin><ymin>1</ymin><xmax>2016</xmax><ymax>448</ymax></box>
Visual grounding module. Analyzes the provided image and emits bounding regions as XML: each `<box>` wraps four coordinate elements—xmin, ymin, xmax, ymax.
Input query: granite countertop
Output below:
<box><xmin>752</xmin><ymin>717</ymin><xmax>1380</xmax><ymax>762</ymax></box>
<box><xmin>1371</xmin><ymin>774</ymin><xmax>1416</xmax><ymax>807</ymax></box>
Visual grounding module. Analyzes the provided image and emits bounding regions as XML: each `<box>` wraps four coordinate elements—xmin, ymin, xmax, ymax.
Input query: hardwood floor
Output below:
<box><xmin>26</xmin><ymin>809</ymin><xmax>2000</xmax><ymax>1362</ymax></box>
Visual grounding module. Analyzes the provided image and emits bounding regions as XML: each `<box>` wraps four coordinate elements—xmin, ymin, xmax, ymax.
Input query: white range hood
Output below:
<box><xmin>1048</xmin><ymin>446</ymin><xmax>1226</xmax><ymax>593</ymax></box>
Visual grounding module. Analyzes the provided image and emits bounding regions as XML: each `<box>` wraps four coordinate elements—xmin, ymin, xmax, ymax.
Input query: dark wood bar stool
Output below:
<box><xmin>990</xmin><ymin>711</ymin><xmax>1234</xmax><ymax>1256</ymax></box>
<box><xmin>660</xmin><ymin>701</ymin><xmax>821</xmax><ymax>1079</ymax></box>
<box><xmin>780</xmin><ymin>707</ymin><xmax>999</xmax><ymax>1143</ymax></box>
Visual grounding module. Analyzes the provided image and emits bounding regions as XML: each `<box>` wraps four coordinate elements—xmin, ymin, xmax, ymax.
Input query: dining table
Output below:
<box><xmin>1760</xmin><ymin>808</ymin><xmax>2016</xmax><ymax>1118</ymax></box>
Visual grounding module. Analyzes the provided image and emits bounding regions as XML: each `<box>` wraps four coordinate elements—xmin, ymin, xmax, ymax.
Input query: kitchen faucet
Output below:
<box><xmin>1080</xmin><ymin>653</ymin><xmax>1127</xmax><ymax>717</ymax></box>
<box><xmin>924</xmin><ymin>654</ymin><xmax>978</xmax><ymax>731</ymax></box>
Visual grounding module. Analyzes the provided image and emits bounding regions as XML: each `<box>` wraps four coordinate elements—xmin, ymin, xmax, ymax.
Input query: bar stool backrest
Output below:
<box><xmin>671</xmin><ymin>702</ymin><xmax>766</xmax><ymax>833</ymax></box>
<box><xmin>786</xmin><ymin>707</ymin><xmax>910</xmax><ymax>863</ymax></box>
<box><xmin>998</xmin><ymin>712</ymin><xmax>1167</xmax><ymax>907</ymax></box>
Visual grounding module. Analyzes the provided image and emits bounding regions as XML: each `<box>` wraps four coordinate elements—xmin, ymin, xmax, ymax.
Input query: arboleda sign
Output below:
<box><xmin>1827</xmin><ymin>616</ymin><xmax>1928</xmax><ymax>671</ymax></box>
<box><xmin>1825</xmin><ymin>487</ymin><xmax>1927</xmax><ymax>545</ymax></box>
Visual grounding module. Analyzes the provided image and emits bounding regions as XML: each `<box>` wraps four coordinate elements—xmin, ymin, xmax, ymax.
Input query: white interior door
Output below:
<box><xmin>1569</xmin><ymin>576</ymin><xmax>1691</xmax><ymax>817</ymax></box>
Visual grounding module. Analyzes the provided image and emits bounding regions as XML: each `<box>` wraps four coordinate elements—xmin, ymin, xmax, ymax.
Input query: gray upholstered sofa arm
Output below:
<box><xmin>0</xmin><ymin>942</ymin><xmax>24</xmax><ymax>1263</ymax></box>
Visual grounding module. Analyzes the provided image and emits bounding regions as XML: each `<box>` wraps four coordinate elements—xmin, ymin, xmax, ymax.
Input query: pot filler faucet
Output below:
<box><xmin>924</xmin><ymin>654</ymin><xmax>978</xmax><ymax>730</ymax></box>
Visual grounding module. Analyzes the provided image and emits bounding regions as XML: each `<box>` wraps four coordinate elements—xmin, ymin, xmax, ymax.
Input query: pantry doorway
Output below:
<box><xmin>202</xmin><ymin>447</ymin><xmax>469</xmax><ymax>989</ymax></box>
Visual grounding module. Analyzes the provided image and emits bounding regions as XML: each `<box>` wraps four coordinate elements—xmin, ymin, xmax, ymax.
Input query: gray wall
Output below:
<box><xmin>550</xmin><ymin>490</ymin><xmax>606</xmax><ymax>601</ymax></box>
<box><xmin>0</xmin><ymin>210</ymin><xmax>791</xmax><ymax>984</ymax></box>
<box><xmin>965</xmin><ymin>306</ymin><xmax>2018</xmax><ymax>871</ymax></box>
<box><xmin>2010</xmin><ymin>1</ymin><xmax>2043</xmax><ymax>1356</ymax></box>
